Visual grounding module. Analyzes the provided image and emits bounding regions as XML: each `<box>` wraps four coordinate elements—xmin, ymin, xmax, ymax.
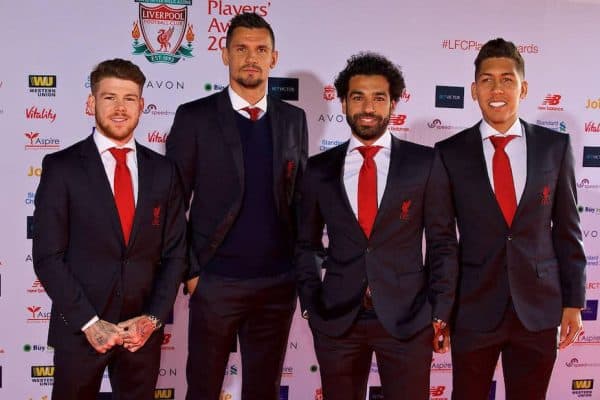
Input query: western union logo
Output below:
<box><xmin>154</xmin><ymin>388</ymin><xmax>175</xmax><ymax>399</ymax></box>
<box><xmin>31</xmin><ymin>365</ymin><xmax>54</xmax><ymax>377</ymax></box>
<box><xmin>572</xmin><ymin>379</ymin><xmax>594</xmax><ymax>390</ymax></box>
<box><xmin>29</xmin><ymin>75</ymin><xmax>56</xmax><ymax>88</ymax></box>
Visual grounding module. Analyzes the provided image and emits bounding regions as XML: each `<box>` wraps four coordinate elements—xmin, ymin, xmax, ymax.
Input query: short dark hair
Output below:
<box><xmin>474</xmin><ymin>38</ymin><xmax>525</xmax><ymax>79</ymax></box>
<box><xmin>226</xmin><ymin>13</ymin><xmax>275</xmax><ymax>49</ymax></box>
<box><xmin>90</xmin><ymin>58</ymin><xmax>146</xmax><ymax>95</ymax></box>
<box><xmin>334</xmin><ymin>52</ymin><xmax>405</xmax><ymax>102</ymax></box>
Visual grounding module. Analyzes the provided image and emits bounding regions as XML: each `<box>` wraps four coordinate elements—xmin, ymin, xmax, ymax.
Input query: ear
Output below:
<box><xmin>87</xmin><ymin>94</ymin><xmax>96</xmax><ymax>116</ymax></box>
<box><xmin>520</xmin><ymin>80</ymin><xmax>528</xmax><ymax>100</ymax></box>
<box><xmin>139</xmin><ymin>97</ymin><xmax>145</xmax><ymax>113</ymax></box>
<box><xmin>270</xmin><ymin>50</ymin><xmax>279</xmax><ymax>69</ymax></box>
<box><xmin>341</xmin><ymin>97</ymin><xmax>347</xmax><ymax>115</ymax></box>
<box><xmin>471</xmin><ymin>81</ymin><xmax>477</xmax><ymax>101</ymax></box>
<box><xmin>221</xmin><ymin>47</ymin><xmax>230</xmax><ymax>67</ymax></box>
<box><xmin>390</xmin><ymin>100</ymin><xmax>397</xmax><ymax>112</ymax></box>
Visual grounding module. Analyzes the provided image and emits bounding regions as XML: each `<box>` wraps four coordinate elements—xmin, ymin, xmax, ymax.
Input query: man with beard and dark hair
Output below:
<box><xmin>33</xmin><ymin>58</ymin><xmax>187</xmax><ymax>399</ymax></box>
<box><xmin>436</xmin><ymin>37</ymin><xmax>586</xmax><ymax>400</ymax></box>
<box><xmin>166</xmin><ymin>12</ymin><xmax>308</xmax><ymax>400</ymax></box>
<box><xmin>296</xmin><ymin>52</ymin><xmax>458</xmax><ymax>400</ymax></box>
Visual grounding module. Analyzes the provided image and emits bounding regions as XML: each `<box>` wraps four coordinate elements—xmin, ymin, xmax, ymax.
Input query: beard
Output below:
<box><xmin>234</xmin><ymin>65</ymin><xmax>265</xmax><ymax>89</ymax></box>
<box><xmin>346</xmin><ymin>112</ymin><xmax>390</xmax><ymax>142</ymax></box>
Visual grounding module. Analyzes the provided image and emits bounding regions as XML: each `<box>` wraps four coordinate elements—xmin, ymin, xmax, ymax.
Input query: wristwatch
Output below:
<box><xmin>147</xmin><ymin>315</ymin><xmax>163</xmax><ymax>330</ymax></box>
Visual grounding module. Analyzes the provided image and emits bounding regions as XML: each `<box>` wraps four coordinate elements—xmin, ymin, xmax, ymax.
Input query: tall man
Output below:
<box><xmin>435</xmin><ymin>38</ymin><xmax>586</xmax><ymax>399</ymax></box>
<box><xmin>296</xmin><ymin>53</ymin><xmax>458</xmax><ymax>400</ymax></box>
<box><xmin>32</xmin><ymin>59</ymin><xmax>187</xmax><ymax>399</ymax></box>
<box><xmin>166</xmin><ymin>12</ymin><xmax>308</xmax><ymax>400</ymax></box>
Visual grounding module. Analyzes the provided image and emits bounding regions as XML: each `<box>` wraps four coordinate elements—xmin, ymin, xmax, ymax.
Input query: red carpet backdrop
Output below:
<box><xmin>1</xmin><ymin>0</ymin><xmax>599</xmax><ymax>399</ymax></box>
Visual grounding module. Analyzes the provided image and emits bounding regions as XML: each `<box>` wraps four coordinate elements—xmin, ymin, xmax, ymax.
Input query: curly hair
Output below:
<box><xmin>334</xmin><ymin>52</ymin><xmax>405</xmax><ymax>102</ymax></box>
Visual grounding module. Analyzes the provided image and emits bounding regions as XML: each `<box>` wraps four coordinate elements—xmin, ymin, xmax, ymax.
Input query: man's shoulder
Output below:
<box><xmin>435</xmin><ymin>124</ymin><xmax>479</xmax><ymax>150</ymax></box>
<box><xmin>176</xmin><ymin>90</ymin><xmax>223</xmax><ymax>113</ymax></box>
<box><xmin>43</xmin><ymin>137</ymin><xmax>90</xmax><ymax>164</ymax></box>
<box><xmin>269</xmin><ymin>96</ymin><xmax>306</xmax><ymax>116</ymax></box>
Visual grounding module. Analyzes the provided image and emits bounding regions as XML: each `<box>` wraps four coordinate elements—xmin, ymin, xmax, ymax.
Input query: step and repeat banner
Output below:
<box><xmin>1</xmin><ymin>0</ymin><xmax>599</xmax><ymax>399</ymax></box>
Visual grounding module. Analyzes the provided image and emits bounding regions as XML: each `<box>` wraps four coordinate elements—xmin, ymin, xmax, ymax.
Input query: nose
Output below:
<box><xmin>491</xmin><ymin>79</ymin><xmax>503</xmax><ymax>93</ymax></box>
<box><xmin>363</xmin><ymin>99</ymin><xmax>376</xmax><ymax>113</ymax></box>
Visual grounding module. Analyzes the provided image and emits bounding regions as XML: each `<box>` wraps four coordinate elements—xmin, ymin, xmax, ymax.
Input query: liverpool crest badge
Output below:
<box><xmin>132</xmin><ymin>0</ymin><xmax>195</xmax><ymax>64</ymax></box>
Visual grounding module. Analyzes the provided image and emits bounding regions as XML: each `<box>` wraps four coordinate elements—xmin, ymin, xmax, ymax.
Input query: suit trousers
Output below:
<box><xmin>451</xmin><ymin>302</ymin><xmax>558</xmax><ymax>400</ymax></box>
<box><xmin>313</xmin><ymin>317</ymin><xmax>432</xmax><ymax>400</ymax></box>
<box><xmin>51</xmin><ymin>328</ymin><xmax>163</xmax><ymax>400</ymax></box>
<box><xmin>186</xmin><ymin>270</ymin><xmax>296</xmax><ymax>400</ymax></box>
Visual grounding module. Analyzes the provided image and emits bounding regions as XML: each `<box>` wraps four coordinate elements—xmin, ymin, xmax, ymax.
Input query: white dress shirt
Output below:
<box><xmin>480</xmin><ymin>119</ymin><xmax>527</xmax><ymax>203</ymax></box>
<box><xmin>343</xmin><ymin>132</ymin><xmax>392</xmax><ymax>218</ymax></box>
<box><xmin>228</xmin><ymin>86</ymin><xmax>268</xmax><ymax>120</ymax></box>
<box><xmin>93</xmin><ymin>128</ymin><xmax>139</xmax><ymax>205</ymax></box>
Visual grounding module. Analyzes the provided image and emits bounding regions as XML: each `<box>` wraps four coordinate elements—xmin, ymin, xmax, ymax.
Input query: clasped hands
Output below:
<box><xmin>83</xmin><ymin>316</ymin><xmax>158</xmax><ymax>354</ymax></box>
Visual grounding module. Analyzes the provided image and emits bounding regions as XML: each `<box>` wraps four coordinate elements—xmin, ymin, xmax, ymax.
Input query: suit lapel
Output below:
<box><xmin>268</xmin><ymin>97</ymin><xmax>284</xmax><ymax>214</ymax></box>
<box><xmin>325</xmin><ymin>141</ymin><xmax>369</xmax><ymax>241</ymax></box>
<box><xmin>217</xmin><ymin>89</ymin><xmax>245</xmax><ymax>191</ymax></box>
<box><xmin>464</xmin><ymin>125</ymin><xmax>508</xmax><ymax>227</ymax></box>
<box><xmin>513</xmin><ymin>120</ymin><xmax>538</xmax><ymax>223</ymax></box>
<box><xmin>372</xmin><ymin>136</ymin><xmax>406</xmax><ymax>231</ymax></box>
<box><xmin>79</xmin><ymin>135</ymin><xmax>124</xmax><ymax>245</ymax></box>
<box><xmin>127</xmin><ymin>143</ymin><xmax>154</xmax><ymax>251</ymax></box>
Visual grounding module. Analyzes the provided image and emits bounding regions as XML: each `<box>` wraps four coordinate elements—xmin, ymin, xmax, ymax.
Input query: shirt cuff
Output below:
<box><xmin>81</xmin><ymin>316</ymin><xmax>99</xmax><ymax>331</ymax></box>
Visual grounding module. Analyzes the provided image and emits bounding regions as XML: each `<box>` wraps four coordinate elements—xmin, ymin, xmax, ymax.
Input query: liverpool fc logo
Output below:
<box><xmin>132</xmin><ymin>0</ymin><xmax>195</xmax><ymax>64</ymax></box>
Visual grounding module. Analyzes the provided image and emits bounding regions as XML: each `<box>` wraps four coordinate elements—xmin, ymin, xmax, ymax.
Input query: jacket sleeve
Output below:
<box><xmin>294</xmin><ymin>159</ymin><xmax>325</xmax><ymax>315</ymax></box>
<box><xmin>552</xmin><ymin>135</ymin><xmax>586</xmax><ymax>308</ymax></box>
<box><xmin>32</xmin><ymin>154</ymin><xmax>97</xmax><ymax>332</ymax></box>
<box><xmin>425</xmin><ymin>147</ymin><xmax>459</xmax><ymax>322</ymax></box>
<box><xmin>144</xmin><ymin>161</ymin><xmax>188</xmax><ymax>322</ymax></box>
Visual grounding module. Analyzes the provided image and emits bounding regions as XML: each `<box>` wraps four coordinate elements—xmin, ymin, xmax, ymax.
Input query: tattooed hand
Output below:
<box><xmin>83</xmin><ymin>319</ymin><xmax>123</xmax><ymax>353</ymax></box>
<box><xmin>117</xmin><ymin>315</ymin><xmax>156</xmax><ymax>352</ymax></box>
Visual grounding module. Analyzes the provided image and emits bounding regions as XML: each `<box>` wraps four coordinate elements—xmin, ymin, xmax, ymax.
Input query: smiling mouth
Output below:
<box><xmin>489</xmin><ymin>101</ymin><xmax>507</xmax><ymax>108</ymax></box>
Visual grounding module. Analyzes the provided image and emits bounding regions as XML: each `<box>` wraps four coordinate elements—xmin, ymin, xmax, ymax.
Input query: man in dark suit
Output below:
<box><xmin>435</xmin><ymin>38</ymin><xmax>586</xmax><ymax>399</ymax></box>
<box><xmin>32</xmin><ymin>59</ymin><xmax>187</xmax><ymax>400</ymax></box>
<box><xmin>166</xmin><ymin>13</ymin><xmax>308</xmax><ymax>400</ymax></box>
<box><xmin>296</xmin><ymin>52</ymin><xmax>458</xmax><ymax>400</ymax></box>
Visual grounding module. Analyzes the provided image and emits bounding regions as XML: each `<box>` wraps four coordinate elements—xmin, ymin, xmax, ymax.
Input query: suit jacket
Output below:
<box><xmin>32</xmin><ymin>135</ymin><xmax>187</xmax><ymax>348</ymax></box>
<box><xmin>296</xmin><ymin>136</ymin><xmax>458</xmax><ymax>339</ymax></box>
<box><xmin>166</xmin><ymin>88</ymin><xmax>308</xmax><ymax>278</ymax></box>
<box><xmin>435</xmin><ymin>120</ymin><xmax>586</xmax><ymax>332</ymax></box>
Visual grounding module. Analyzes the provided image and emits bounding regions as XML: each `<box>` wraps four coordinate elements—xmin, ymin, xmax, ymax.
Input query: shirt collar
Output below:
<box><xmin>348</xmin><ymin>131</ymin><xmax>392</xmax><ymax>154</ymax></box>
<box><xmin>480</xmin><ymin>118</ymin><xmax>523</xmax><ymax>141</ymax></box>
<box><xmin>93</xmin><ymin>127</ymin><xmax>137</xmax><ymax>154</ymax></box>
<box><xmin>228</xmin><ymin>86</ymin><xmax>268</xmax><ymax>114</ymax></box>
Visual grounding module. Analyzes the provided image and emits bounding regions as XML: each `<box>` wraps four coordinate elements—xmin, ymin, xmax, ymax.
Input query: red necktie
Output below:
<box><xmin>357</xmin><ymin>145</ymin><xmax>382</xmax><ymax>238</ymax></box>
<box><xmin>108</xmin><ymin>147</ymin><xmax>135</xmax><ymax>244</ymax></box>
<box><xmin>490</xmin><ymin>136</ymin><xmax>517</xmax><ymax>226</ymax></box>
<box><xmin>242</xmin><ymin>106</ymin><xmax>261</xmax><ymax>121</ymax></box>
